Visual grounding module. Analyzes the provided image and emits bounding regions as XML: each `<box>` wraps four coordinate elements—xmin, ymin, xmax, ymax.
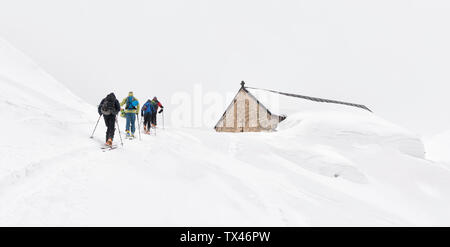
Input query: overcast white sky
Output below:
<box><xmin>0</xmin><ymin>0</ymin><xmax>449</xmax><ymax>136</ymax></box>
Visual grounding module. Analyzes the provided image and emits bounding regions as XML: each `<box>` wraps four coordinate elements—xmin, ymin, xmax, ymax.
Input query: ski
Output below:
<box><xmin>101</xmin><ymin>145</ymin><xmax>118</xmax><ymax>151</ymax></box>
<box><xmin>101</xmin><ymin>145</ymin><xmax>118</xmax><ymax>149</ymax></box>
<box><xmin>102</xmin><ymin>147</ymin><xmax>117</xmax><ymax>152</ymax></box>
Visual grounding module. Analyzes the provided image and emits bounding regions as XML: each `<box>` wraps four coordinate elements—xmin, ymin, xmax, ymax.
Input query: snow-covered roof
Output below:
<box><xmin>426</xmin><ymin>130</ymin><xmax>450</xmax><ymax>162</ymax></box>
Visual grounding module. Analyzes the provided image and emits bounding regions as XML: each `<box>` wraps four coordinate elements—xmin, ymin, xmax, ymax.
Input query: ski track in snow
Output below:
<box><xmin>1</xmin><ymin>116</ymin><xmax>450</xmax><ymax>226</ymax></box>
<box><xmin>0</xmin><ymin>124</ymin><xmax>418</xmax><ymax>226</ymax></box>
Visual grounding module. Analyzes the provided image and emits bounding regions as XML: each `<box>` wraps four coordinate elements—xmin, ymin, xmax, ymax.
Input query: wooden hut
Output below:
<box><xmin>214</xmin><ymin>81</ymin><xmax>286</xmax><ymax>132</ymax></box>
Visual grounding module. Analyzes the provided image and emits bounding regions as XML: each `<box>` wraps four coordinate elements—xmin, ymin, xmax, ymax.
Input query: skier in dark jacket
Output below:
<box><xmin>150</xmin><ymin>97</ymin><xmax>164</xmax><ymax>127</ymax></box>
<box><xmin>141</xmin><ymin>99</ymin><xmax>154</xmax><ymax>134</ymax></box>
<box><xmin>98</xmin><ymin>93</ymin><xmax>121</xmax><ymax>146</ymax></box>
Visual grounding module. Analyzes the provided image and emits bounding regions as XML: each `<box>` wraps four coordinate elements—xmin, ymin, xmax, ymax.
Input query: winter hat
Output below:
<box><xmin>128</xmin><ymin>91</ymin><xmax>134</xmax><ymax>96</ymax></box>
<box><xmin>107</xmin><ymin>93</ymin><xmax>116</xmax><ymax>100</ymax></box>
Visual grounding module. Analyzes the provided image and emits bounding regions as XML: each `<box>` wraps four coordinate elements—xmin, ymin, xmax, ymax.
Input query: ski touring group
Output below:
<box><xmin>93</xmin><ymin>91</ymin><xmax>164</xmax><ymax>149</ymax></box>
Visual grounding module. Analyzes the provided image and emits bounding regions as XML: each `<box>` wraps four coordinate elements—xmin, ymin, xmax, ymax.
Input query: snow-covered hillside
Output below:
<box><xmin>1</xmin><ymin>38</ymin><xmax>450</xmax><ymax>226</ymax></box>
<box><xmin>0</xmin><ymin>37</ymin><xmax>95</xmax><ymax>178</ymax></box>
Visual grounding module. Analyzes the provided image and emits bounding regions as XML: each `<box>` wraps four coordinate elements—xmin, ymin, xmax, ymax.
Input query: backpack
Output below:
<box><xmin>150</xmin><ymin>100</ymin><xmax>158</xmax><ymax>112</ymax></box>
<box><xmin>126</xmin><ymin>96</ymin><xmax>138</xmax><ymax>110</ymax></box>
<box><xmin>101</xmin><ymin>98</ymin><xmax>117</xmax><ymax>116</ymax></box>
<box><xmin>143</xmin><ymin>102</ymin><xmax>153</xmax><ymax>114</ymax></box>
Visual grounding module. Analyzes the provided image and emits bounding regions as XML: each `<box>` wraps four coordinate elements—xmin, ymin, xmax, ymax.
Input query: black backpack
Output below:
<box><xmin>101</xmin><ymin>98</ymin><xmax>117</xmax><ymax>115</ymax></box>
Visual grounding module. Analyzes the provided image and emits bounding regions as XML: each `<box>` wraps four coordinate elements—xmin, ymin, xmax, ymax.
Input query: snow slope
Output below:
<box><xmin>0</xmin><ymin>38</ymin><xmax>95</xmax><ymax>179</ymax></box>
<box><xmin>1</xmin><ymin>38</ymin><xmax>450</xmax><ymax>226</ymax></box>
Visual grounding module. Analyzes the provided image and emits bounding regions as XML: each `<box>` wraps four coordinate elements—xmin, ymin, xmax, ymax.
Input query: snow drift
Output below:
<box><xmin>1</xmin><ymin>37</ymin><xmax>450</xmax><ymax>226</ymax></box>
<box><xmin>425</xmin><ymin>130</ymin><xmax>450</xmax><ymax>163</ymax></box>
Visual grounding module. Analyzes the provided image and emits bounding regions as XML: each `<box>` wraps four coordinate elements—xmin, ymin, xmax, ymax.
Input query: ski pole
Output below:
<box><xmin>90</xmin><ymin>114</ymin><xmax>102</xmax><ymax>138</ymax></box>
<box><xmin>137</xmin><ymin>114</ymin><xmax>142</xmax><ymax>140</ymax></box>
<box><xmin>115</xmin><ymin>116</ymin><xmax>124</xmax><ymax>146</ymax></box>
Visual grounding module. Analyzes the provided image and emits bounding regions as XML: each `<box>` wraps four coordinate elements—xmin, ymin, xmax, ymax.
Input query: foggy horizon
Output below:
<box><xmin>1</xmin><ymin>0</ymin><xmax>449</xmax><ymax>136</ymax></box>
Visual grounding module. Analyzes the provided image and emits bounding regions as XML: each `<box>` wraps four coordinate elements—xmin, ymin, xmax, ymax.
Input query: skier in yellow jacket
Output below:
<box><xmin>120</xmin><ymin>92</ymin><xmax>140</xmax><ymax>138</ymax></box>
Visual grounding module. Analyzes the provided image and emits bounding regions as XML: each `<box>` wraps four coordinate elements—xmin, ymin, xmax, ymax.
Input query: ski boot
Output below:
<box><xmin>126</xmin><ymin>130</ymin><xmax>131</xmax><ymax>137</ymax></box>
<box><xmin>106</xmin><ymin>138</ymin><xmax>113</xmax><ymax>147</ymax></box>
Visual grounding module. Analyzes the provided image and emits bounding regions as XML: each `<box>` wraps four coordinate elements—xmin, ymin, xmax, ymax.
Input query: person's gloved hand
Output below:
<box><xmin>158</xmin><ymin>109</ymin><xmax>163</xmax><ymax>114</ymax></box>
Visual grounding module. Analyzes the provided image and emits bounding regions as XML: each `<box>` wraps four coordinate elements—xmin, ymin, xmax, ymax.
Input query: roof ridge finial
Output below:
<box><xmin>241</xmin><ymin>81</ymin><xmax>245</xmax><ymax>88</ymax></box>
